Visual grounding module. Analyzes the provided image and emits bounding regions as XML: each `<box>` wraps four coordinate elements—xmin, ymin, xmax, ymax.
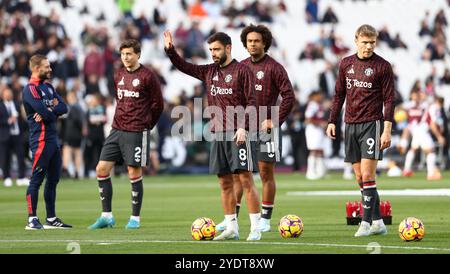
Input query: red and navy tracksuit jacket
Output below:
<box><xmin>22</xmin><ymin>77</ymin><xmax>67</xmax><ymax>177</ymax></box>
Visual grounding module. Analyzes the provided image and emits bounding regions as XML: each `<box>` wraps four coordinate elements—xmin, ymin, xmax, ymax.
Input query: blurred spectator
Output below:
<box><xmin>222</xmin><ymin>0</ymin><xmax>241</xmax><ymax>20</ymax></box>
<box><xmin>134</xmin><ymin>13</ymin><xmax>153</xmax><ymax>41</ymax></box>
<box><xmin>116</xmin><ymin>0</ymin><xmax>135</xmax><ymax>20</ymax></box>
<box><xmin>424</xmin><ymin>78</ymin><xmax>436</xmax><ymax>98</ymax></box>
<box><xmin>316</xmin><ymin>28</ymin><xmax>332</xmax><ymax>48</ymax></box>
<box><xmin>58</xmin><ymin>38</ymin><xmax>79</xmax><ymax>82</ymax></box>
<box><xmin>419</xmin><ymin>19</ymin><xmax>432</xmax><ymax>37</ymax></box>
<box><xmin>440</xmin><ymin>68</ymin><xmax>450</xmax><ymax>85</ymax></box>
<box><xmin>0</xmin><ymin>58</ymin><xmax>14</xmax><ymax>79</ymax></box>
<box><xmin>434</xmin><ymin>9</ymin><xmax>448</xmax><ymax>27</ymax></box>
<box><xmin>48</xmin><ymin>9</ymin><xmax>67</xmax><ymax>41</ymax></box>
<box><xmin>318</xmin><ymin>61</ymin><xmax>337</xmax><ymax>99</ymax></box>
<box><xmin>185</xmin><ymin>21</ymin><xmax>206</xmax><ymax>59</ymax></box>
<box><xmin>391</xmin><ymin>33</ymin><xmax>408</xmax><ymax>49</ymax></box>
<box><xmin>103</xmin><ymin>38</ymin><xmax>120</xmax><ymax>97</ymax></box>
<box><xmin>305</xmin><ymin>0</ymin><xmax>319</xmax><ymax>24</ymax></box>
<box><xmin>287</xmin><ymin>100</ymin><xmax>307</xmax><ymax>172</ymax></box>
<box><xmin>299</xmin><ymin>42</ymin><xmax>324</xmax><ymax>60</ymax></box>
<box><xmin>174</xmin><ymin>21</ymin><xmax>188</xmax><ymax>50</ymax></box>
<box><xmin>83</xmin><ymin>43</ymin><xmax>105</xmax><ymax>90</ymax></box>
<box><xmin>378</xmin><ymin>25</ymin><xmax>394</xmax><ymax>47</ymax></box>
<box><xmin>12</xmin><ymin>43</ymin><xmax>30</xmax><ymax>77</ymax></box>
<box><xmin>84</xmin><ymin>94</ymin><xmax>107</xmax><ymax>178</ymax></box>
<box><xmin>0</xmin><ymin>86</ymin><xmax>28</xmax><ymax>187</ymax></box>
<box><xmin>321</xmin><ymin>6</ymin><xmax>338</xmax><ymax>24</ymax></box>
<box><xmin>62</xmin><ymin>91</ymin><xmax>86</xmax><ymax>179</ymax></box>
<box><xmin>153</xmin><ymin>0</ymin><xmax>168</xmax><ymax>28</ymax></box>
<box><xmin>189</xmin><ymin>0</ymin><xmax>207</xmax><ymax>18</ymax></box>
<box><xmin>254</xmin><ymin>1</ymin><xmax>273</xmax><ymax>23</ymax></box>
<box><xmin>10</xmin><ymin>14</ymin><xmax>28</xmax><ymax>44</ymax></box>
<box><xmin>330</xmin><ymin>30</ymin><xmax>349</xmax><ymax>55</ymax></box>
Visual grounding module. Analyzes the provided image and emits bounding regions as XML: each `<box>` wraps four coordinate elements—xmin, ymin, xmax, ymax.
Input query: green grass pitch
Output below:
<box><xmin>0</xmin><ymin>171</ymin><xmax>449</xmax><ymax>254</ymax></box>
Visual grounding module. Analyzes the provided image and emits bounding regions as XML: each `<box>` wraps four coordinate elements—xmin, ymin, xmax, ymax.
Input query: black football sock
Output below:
<box><xmin>98</xmin><ymin>175</ymin><xmax>113</xmax><ymax>213</ymax></box>
<box><xmin>362</xmin><ymin>181</ymin><xmax>377</xmax><ymax>223</ymax></box>
<box><xmin>261</xmin><ymin>202</ymin><xmax>274</xmax><ymax>219</ymax></box>
<box><xmin>131</xmin><ymin>177</ymin><xmax>143</xmax><ymax>217</ymax></box>
<box><xmin>235</xmin><ymin>203</ymin><xmax>241</xmax><ymax>218</ymax></box>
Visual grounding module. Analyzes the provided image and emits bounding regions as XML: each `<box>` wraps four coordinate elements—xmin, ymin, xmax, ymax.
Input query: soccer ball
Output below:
<box><xmin>278</xmin><ymin>214</ymin><xmax>304</xmax><ymax>238</ymax></box>
<box><xmin>398</xmin><ymin>217</ymin><xmax>425</xmax><ymax>241</ymax></box>
<box><xmin>191</xmin><ymin>217</ymin><xmax>216</xmax><ymax>240</ymax></box>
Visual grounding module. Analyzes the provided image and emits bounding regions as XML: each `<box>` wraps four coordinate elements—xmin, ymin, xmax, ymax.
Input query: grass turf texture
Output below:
<box><xmin>0</xmin><ymin>171</ymin><xmax>449</xmax><ymax>254</ymax></box>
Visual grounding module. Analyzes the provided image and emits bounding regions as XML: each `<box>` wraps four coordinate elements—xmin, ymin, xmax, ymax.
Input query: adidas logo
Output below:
<box><xmin>212</xmin><ymin>74</ymin><xmax>219</xmax><ymax>81</ymax></box>
<box><xmin>118</xmin><ymin>77</ymin><xmax>124</xmax><ymax>85</ymax></box>
<box><xmin>347</xmin><ymin>67</ymin><xmax>355</xmax><ymax>74</ymax></box>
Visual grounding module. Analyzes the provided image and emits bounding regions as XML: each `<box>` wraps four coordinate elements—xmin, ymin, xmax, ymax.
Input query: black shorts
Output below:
<box><xmin>256</xmin><ymin>127</ymin><xmax>282</xmax><ymax>163</ymax></box>
<box><xmin>64</xmin><ymin>138</ymin><xmax>82</xmax><ymax>148</ymax></box>
<box><xmin>344</xmin><ymin>120</ymin><xmax>384</xmax><ymax>163</ymax></box>
<box><xmin>209</xmin><ymin>132</ymin><xmax>258</xmax><ymax>175</ymax></box>
<box><xmin>99</xmin><ymin>128</ymin><xmax>150</xmax><ymax>167</ymax></box>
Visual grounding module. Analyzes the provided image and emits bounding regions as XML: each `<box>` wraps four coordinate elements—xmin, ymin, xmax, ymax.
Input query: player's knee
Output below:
<box><xmin>127</xmin><ymin>166</ymin><xmax>142</xmax><ymax>179</ymax></box>
<box><xmin>96</xmin><ymin>163</ymin><xmax>110</xmax><ymax>177</ymax></box>
<box><xmin>361</xmin><ymin>173</ymin><xmax>375</xmax><ymax>182</ymax></box>
<box><xmin>259</xmin><ymin>170</ymin><xmax>274</xmax><ymax>184</ymax></box>
<box><xmin>219</xmin><ymin>180</ymin><xmax>234</xmax><ymax>191</ymax></box>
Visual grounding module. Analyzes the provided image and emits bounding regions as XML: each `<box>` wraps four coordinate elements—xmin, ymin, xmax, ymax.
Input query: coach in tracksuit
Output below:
<box><xmin>22</xmin><ymin>54</ymin><xmax>72</xmax><ymax>230</ymax></box>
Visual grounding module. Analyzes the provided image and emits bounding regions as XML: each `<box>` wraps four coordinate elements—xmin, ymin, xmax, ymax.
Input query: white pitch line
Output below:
<box><xmin>0</xmin><ymin>239</ymin><xmax>449</xmax><ymax>252</ymax></box>
<box><xmin>287</xmin><ymin>188</ymin><xmax>450</xmax><ymax>196</ymax></box>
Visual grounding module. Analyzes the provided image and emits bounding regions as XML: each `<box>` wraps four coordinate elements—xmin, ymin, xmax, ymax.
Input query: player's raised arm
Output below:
<box><xmin>163</xmin><ymin>30</ymin><xmax>210</xmax><ymax>81</ymax></box>
<box><xmin>163</xmin><ymin>30</ymin><xmax>173</xmax><ymax>49</ymax></box>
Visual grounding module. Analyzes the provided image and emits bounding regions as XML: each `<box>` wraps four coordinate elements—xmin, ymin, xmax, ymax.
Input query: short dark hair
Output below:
<box><xmin>207</xmin><ymin>32</ymin><xmax>232</xmax><ymax>46</ymax></box>
<box><xmin>240</xmin><ymin>24</ymin><xmax>272</xmax><ymax>52</ymax></box>
<box><xmin>119</xmin><ymin>39</ymin><xmax>141</xmax><ymax>54</ymax></box>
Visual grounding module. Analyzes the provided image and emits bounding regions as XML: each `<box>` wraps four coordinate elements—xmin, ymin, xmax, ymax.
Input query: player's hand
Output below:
<box><xmin>163</xmin><ymin>30</ymin><xmax>173</xmax><ymax>49</ymax></box>
<box><xmin>33</xmin><ymin>113</ymin><xmax>42</xmax><ymax>123</ymax></box>
<box><xmin>261</xmin><ymin>119</ymin><xmax>273</xmax><ymax>132</ymax></box>
<box><xmin>234</xmin><ymin>128</ymin><xmax>247</xmax><ymax>146</ymax></box>
<box><xmin>53</xmin><ymin>98</ymin><xmax>59</xmax><ymax>106</ymax></box>
<box><xmin>379</xmin><ymin>131</ymin><xmax>391</xmax><ymax>150</ymax></box>
<box><xmin>326</xmin><ymin>123</ymin><xmax>336</xmax><ymax>139</ymax></box>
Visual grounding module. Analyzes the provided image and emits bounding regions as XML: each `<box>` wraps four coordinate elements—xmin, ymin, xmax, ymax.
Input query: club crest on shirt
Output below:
<box><xmin>256</xmin><ymin>71</ymin><xmax>264</xmax><ymax>80</ymax></box>
<box><xmin>225</xmin><ymin>74</ymin><xmax>232</xmax><ymax>83</ymax></box>
<box><xmin>364</xmin><ymin>67</ymin><xmax>374</xmax><ymax>76</ymax></box>
<box><xmin>132</xmin><ymin>78</ymin><xmax>140</xmax><ymax>87</ymax></box>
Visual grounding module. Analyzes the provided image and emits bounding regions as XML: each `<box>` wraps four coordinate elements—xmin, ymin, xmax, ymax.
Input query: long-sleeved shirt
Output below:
<box><xmin>112</xmin><ymin>64</ymin><xmax>164</xmax><ymax>132</ymax></box>
<box><xmin>328</xmin><ymin>53</ymin><xmax>395</xmax><ymax>124</ymax></box>
<box><xmin>241</xmin><ymin>54</ymin><xmax>295</xmax><ymax>126</ymax></box>
<box><xmin>22</xmin><ymin>77</ymin><xmax>68</xmax><ymax>146</ymax></box>
<box><xmin>166</xmin><ymin>46</ymin><xmax>257</xmax><ymax>132</ymax></box>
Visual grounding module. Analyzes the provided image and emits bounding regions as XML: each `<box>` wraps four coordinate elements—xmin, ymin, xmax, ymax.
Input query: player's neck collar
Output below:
<box><xmin>126</xmin><ymin>63</ymin><xmax>142</xmax><ymax>73</ymax></box>
<box><xmin>29</xmin><ymin>76</ymin><xmax>43</xmax><ymax>85</ymax></box>
<box><xmin>251</xmin><ymin>54</ymin><xmax>267</xmax><ymax>64</ymax></box>
<box><xmin>356</xmin><ymin>52</ymin><xmax>375</xmax><ymax>61</ymax></box>
<box><xmin>219</xmin><ymin>59</ymin><xmax>235</xmax><ymax>69</ymax></box>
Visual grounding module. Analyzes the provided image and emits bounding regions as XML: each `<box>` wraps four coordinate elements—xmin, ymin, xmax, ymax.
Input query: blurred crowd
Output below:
<box><xmin>1</xmin><ymin>0</ymin><xmax>450</xmax><ymax>184</ymax></box>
